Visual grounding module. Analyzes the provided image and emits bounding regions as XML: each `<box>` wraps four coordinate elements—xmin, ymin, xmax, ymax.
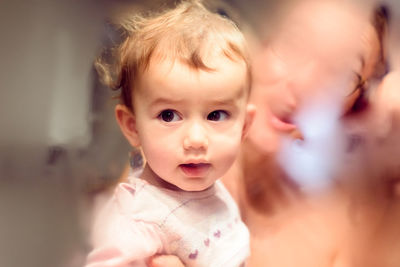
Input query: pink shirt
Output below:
<box><xmin>85</xmin><ymin>176</ymin><xmax>249</xmax><ymax>267</ymax></box>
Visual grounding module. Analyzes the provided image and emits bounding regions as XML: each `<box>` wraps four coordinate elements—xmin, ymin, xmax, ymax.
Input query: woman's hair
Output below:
<box><xmin>371</xmin><ymin>4</ymin><xmax>390</xmax><ymax>79</ymax></box>
<box><xmin>95</xmin><ymin>0</ymin><xmax>251</xmax><ymax>110</ymax></box>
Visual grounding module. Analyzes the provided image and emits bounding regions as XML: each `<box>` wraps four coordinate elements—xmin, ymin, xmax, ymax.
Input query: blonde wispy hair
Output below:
<box><xmin>95</xmin><ymin>0</ymin><xmax>251</xmax><ymax>109</ymax></box>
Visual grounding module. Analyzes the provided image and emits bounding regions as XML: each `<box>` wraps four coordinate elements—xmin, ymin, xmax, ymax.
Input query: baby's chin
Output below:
<box><xmin>176</xmin><ymin>180</ymin><xmax>216</xmax><ymax>192</ymax></box>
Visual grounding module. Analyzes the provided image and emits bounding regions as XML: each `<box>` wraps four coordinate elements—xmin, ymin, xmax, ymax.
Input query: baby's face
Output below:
<box><xmin>132</xmin><ymin>56</ymin><xmax>250</xmax><ymax>191</ymax></box>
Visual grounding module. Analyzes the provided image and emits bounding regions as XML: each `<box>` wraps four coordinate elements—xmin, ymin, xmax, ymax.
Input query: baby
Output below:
<box><xmin>85</xmin><ymin>1</ymin><xmax>254</xmax><ymax>267</ymax></box>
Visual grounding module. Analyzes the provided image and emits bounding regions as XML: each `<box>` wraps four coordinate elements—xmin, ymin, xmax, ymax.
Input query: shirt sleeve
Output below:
<box><xmin>85</xmin><ymin>186</ymin><xmax>165</xmax><ymax>267</ymax></box>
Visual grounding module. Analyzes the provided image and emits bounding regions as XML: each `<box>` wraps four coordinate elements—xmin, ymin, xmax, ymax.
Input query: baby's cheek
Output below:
<box><xmin>141</xmin><ymin>137</ymin><xmax>175</xmax><ymax>165</ymax></box>
<box><xmin>211</xmin><ymin>135</ymin><xmax>241</xmax><ymax>170</ymax></box>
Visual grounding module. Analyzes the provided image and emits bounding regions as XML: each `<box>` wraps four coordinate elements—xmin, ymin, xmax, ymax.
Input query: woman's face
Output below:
<box><xmin>250</xmin><ymin>2</ymin><xmax>384</xmax><ymax>141</ymax></box>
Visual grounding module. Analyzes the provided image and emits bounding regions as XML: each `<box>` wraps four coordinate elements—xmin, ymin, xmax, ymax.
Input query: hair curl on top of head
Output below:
<box><xmin>95</xmin><ymin>0</ymin><xmax>251</xmax><ymax>110</ymax></box>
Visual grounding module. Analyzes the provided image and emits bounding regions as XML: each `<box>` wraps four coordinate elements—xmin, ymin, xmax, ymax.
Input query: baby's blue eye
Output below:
<box><xmin>207</xmin><ymin>110</ymin><xmax>229</xmax><ymax>121</ymax></box>
<box><xmin>158</xmin><ymin>109</ymin><xmax>181</xmax><ymax>122</ymax></box>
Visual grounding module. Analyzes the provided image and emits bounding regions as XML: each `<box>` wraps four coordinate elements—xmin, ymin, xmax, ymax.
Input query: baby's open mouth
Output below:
<box><xmin>179</xmin><ymin>163</ymin><xmax>211</xmax><ymax>177</ymax></box>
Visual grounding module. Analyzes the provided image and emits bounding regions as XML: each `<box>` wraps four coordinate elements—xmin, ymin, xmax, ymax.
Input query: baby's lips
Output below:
<box><xmin>179</xmin><ymin>163</ymin><xmax>211</xmax><ymax>177</ymax></box>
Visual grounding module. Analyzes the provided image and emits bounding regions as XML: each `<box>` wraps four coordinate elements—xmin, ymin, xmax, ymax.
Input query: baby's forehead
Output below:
<box><xmin>137</xmin><ymin>55</ymin><xmax>249</xmax><ymax>97</ymax></box>
<box><xmin>142</xmin><ymin>53</ymin><xmax>249</xmax><ymax>80</ymax></box>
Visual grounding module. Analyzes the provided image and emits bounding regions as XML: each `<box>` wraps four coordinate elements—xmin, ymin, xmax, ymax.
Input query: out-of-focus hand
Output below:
<box><xmin>148</xmin><ymin>255</ymin><xmax>185</xmax><ymax>267</ymax></box>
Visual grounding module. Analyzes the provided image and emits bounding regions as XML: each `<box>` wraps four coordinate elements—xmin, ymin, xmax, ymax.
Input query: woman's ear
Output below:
<box><xmin>242</xmin><ymin>103</ymin><xmax>256</xmax><ymax>140</ymax></box>
<box><xmin>115</xmin><ymin>104</ymin><xmax>140</xmax><ymax>147</ymax></box>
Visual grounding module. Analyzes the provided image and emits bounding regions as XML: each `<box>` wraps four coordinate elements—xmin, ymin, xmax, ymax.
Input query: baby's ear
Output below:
<box><xmin>115</xmin><ymin>104</ymin><xmax>140</xmax><ymax>147</ymax></box>
<box><xmin>242</xmin><ymin>103</ymin><xmax>256</xmax><ymax>140</ymax></box>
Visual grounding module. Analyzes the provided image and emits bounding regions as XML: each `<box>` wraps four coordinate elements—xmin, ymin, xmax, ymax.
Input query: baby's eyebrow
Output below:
<box><xmin>150</xmin><ymin>97</ymin><xmax>184</xmax><ymax>106</ymax></box>
<box><xmin>208</xmin><ymin>86</ymin><xmax>246</xmax><ymax>105</ymax></box>
<box><xmin>208</xmin><ymin>98</ymin><xmax>238</xmax><ymax>106</ymax></box>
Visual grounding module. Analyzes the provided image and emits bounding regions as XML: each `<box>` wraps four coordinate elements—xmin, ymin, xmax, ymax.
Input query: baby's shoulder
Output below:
<box><xmin>112</xmin><ymin>179</ymin><xmax>174</xmax><ymax>225</ymax></box>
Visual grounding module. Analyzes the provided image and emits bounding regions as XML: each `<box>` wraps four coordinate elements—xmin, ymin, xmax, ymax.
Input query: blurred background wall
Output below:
<box><xmin>0</xmin><ymin>0</ymin><xmax>129</xmax><ymax>266</ymax></box>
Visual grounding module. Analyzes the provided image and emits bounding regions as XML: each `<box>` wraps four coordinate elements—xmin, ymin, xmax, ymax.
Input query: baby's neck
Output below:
<box><xmin>140</xmin><ymin>164</ymin><xmax>183</xmax><ymax>191</ymax></box>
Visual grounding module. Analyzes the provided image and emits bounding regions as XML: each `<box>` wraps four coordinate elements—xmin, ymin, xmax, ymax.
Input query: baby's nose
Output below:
<box><xmin>183</xmin><ymin>122</ymin><xmax>208</xmax><ymax>150</ymax></box>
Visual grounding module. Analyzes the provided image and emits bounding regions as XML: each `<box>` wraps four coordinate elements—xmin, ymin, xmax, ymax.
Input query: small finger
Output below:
<box><xmin>148</xmin><ymin>255</ymin><xmax>185</xmax><ymax>267</ymax></box>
